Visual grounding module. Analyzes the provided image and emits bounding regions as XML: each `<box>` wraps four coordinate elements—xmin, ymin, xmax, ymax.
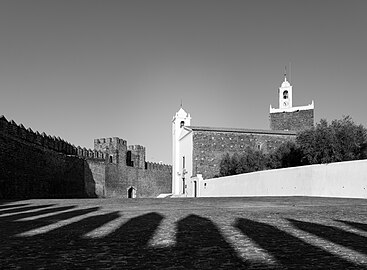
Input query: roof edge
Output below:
<box><xmin>187</xmin><ymin>126</ymin><xmax>298</xmax><ymax>135</ymax></box>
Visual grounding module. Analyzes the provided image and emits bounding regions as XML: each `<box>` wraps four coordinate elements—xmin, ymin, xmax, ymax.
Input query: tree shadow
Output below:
<box><xmin>1</xmin><ymin>204</ymin><xmax>364</xmax><ymax>269</ymax></box>
<box><xmin>235</xmin><ymin>218</ymin><xmax>362</xmax><ymax>269</ymax></box>
<box><xmin>335</xmin><ymin>219</ymin><xmax>367</xmax><ymax>233</ymax></box>
<box><xmin>0</xmin><ymin>203</ymin><xmax>30</xmax><ymax>210</ymax></box>
<box><xmin>0</xmin><ymin>206</ymin><xmax>99</xmax><ymax>240</ymax></box>
<box><xmin>0</xmin><ymin>204</ymin><xmax>56</xmax><ymax>215</ymax></box>
<box><xmin>288</xmin><ymin>218</ymin><xmax>367</xmax><ymax>256</ymax></box>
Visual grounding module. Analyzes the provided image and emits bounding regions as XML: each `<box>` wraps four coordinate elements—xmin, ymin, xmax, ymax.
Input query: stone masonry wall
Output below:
<box><xmin>0</xmin><ymin>115</ymin><xmax>172</xmax><ymax>199</ymax></box>
<box><xmin>270</xmin><ymin>109</ymin><xmax>314</xmax><ymax>131</ymax></box>
<box><xmin>0</xmin><ymin>130</ymin><xmax>86</xmax><ymax>199</ymax></box>
<box><xmin>192</xmin><ymin>130</ymin><xmax>296</xmax><ymax>179</ymax></box>
<box><xmin>0</xmin><ymin>116</ymin><xmax>106</xmax><ymax>199</ymax></box>
<box><xmin>104</xmin><ymin>161</ymin><xmax>172</xmax><ymax>198</ymax></box>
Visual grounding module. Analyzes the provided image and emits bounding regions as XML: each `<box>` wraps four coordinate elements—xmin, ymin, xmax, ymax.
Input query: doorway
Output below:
<box><xmin>127</xmin><ymin>186</ymin><xmax>136</xmax><ymax>198</ymax></box>
<box><xmin>193</xmin><ymin>181</ymin><xmax>197</xmax><ymax>197</ymax></box>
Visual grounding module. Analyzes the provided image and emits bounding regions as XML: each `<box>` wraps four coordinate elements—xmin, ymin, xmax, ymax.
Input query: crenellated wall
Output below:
<box><xmin>0</xmin><ymin>115</ymin><xmax>172</xmax><ymax>199</ymax></box>
<box><xmin>95</xmin><ymin>136</ymin><xmax>172</xmax><ymax>198</ymax></box>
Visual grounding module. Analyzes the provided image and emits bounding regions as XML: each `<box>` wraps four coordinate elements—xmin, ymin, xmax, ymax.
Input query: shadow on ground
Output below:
<box><xmin>0</xmin><ymin>202</ymin><xmax>366</xmax><ymax>269</ymax></box>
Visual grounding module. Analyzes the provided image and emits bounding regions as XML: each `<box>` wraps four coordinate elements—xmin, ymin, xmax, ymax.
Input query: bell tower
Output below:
<box><xmin>270</xmin><ymin>68</ymin><xmax>315</xmax><ymax>131</ymax></box>
<box><xmin>172</xmin><ymin>106</ymin><xmax>191</xmax><ymax>195</ymax></box>
<box><xmin>279</xmin><ymin>70</ymin><xmax>293</xmax><ymax>109</ymax></box>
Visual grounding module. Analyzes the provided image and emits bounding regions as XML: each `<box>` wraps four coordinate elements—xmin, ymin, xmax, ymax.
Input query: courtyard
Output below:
<box><xmin>1</xmin><ymin>197</ymin><xmax>367</xmax><ymax>269</ymax></box>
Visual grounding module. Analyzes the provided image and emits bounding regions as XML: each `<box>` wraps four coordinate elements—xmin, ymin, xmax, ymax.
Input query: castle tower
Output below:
<box><xmin>172</xmin><ymin>106</ymin><xmax>191</xmax><ymax>195</ymax></box>
<box><xmin>270</xmin><ymin>71</ymin><xmax>314</xmax><ymax>131</ymax></box>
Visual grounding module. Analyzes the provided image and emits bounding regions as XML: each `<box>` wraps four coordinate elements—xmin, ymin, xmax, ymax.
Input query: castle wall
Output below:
<box><xmin>103</xmin><ymin>162</ymin><xmax>172</xmax><ymax>198</ymax></box>
<box><xmin>84</xmin><ymin>159</ymin><xmax>106</xmax><ymax>198</ymax></box>
<box><xmin>0</xmin><ymin>116</ymin><xmax>106</xmax><ymax>199</ymax></box>
<box><xmin>137</xmin><ymin>162</ymin><xmax>172</xmax><ymax>198</ymax></box>
<box><xmin>192</xmin><ymin>129</ymin><xmax>296</xmax><ymax>179</ymax></box>
<box><xmin>270</xmin><ymin>109</ymin><xmax>314</xmax><ymax>131</ymax></box>
<box><xmin>0</xmin><ymin>116</ymin><xmax>172</xmax><ymax>199</ymax></box>
<box><xmin>0</xmin><ymin>127</ymin><xmax>86</xmax><ymax>199</ymax></box>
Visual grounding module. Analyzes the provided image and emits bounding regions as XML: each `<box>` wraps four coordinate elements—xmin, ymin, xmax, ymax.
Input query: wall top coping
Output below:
<box><xmin>187</xmin><ymin>126</ymin><xmax>297</xmax><ymax>136</ymax></box>
<box><xmin>270</xmin><ymin>101</ymin><xmax>314</xmax><ymax>113</ymax></box>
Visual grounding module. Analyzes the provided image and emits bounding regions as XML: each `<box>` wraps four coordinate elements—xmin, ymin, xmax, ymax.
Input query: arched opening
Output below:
<box><xmin>109</xmin><ymin>155</ymin><xmax>113</xmax><ymax>163</ymax></box>
<box><xmin>193</xmin><ymin>181</ymin><xmax>197</xmax><ymax>197</ymax></box>
<box><xmin>127</xmin><ymin>186</ymin><xmax>136</xmax><ymax>198</ymax></box>
<box><xmin>283</xmin><ymin>90</ymin><xmax>288</xmax><ymax>99</ymax></box>
<box><xmin>180</xmin><ymin>121</ymin><xmax>185</xmax><ymax>128</ymax></box>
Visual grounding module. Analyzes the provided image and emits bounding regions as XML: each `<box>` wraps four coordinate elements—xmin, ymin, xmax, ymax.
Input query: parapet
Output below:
<box><xmin>0</xmin><ymin>115</ymin><xmax>105</xmax><ymax>160</ymax></box>
<box><xmin>94</xmin><ymin>137</ymin><xmax>128</xmax><ymax>153</ymax></box>
<box><xmin>145</xmin><ymin>161</ymin><xmax>172</xmax><ymax>172</ymax></box>
<box><xmin>76</xmin><ymin>146</ymin><xmax>106</xmax><ymax>160</ymax></box>
<box><xmin>128</xmin><ymin>145</ymin><xmax>145</xmax><ymax>151</ymax></box>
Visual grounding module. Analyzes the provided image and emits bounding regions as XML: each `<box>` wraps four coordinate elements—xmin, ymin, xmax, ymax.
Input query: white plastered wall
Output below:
<box><xmin>198</xmin><ymin>159</ymin><xmax>367</xmax><ymax>199</ymax></box>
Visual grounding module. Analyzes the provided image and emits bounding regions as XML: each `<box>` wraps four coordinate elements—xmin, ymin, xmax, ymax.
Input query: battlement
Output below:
<box><xmin>145</xmin><ymin>161</ymin><xmax>172</xmax><ymax>172</ymax></box>
<box><xmin>94</xmin><ymin>137</ymin><xmax>127</xmax><ymax>146</ymax></box>
<box><xmin>128</xmin><ymin>145</ymin><xmax>145</xmax><ymax>151</ymax></box>
<box><xmin>76</xmin><ymin>146</ymin><xmax>106</xmax><ymax>160</ymax></box>
<box><xmin>0</xmin><ymin>115</ymin><xmax>105</xmax><ymax>161</ymax></box>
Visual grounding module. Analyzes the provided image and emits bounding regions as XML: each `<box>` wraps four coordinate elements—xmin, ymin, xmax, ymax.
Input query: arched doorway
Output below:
<box><xmin>127</xmin><ymin>186</ymin><xmax>136</xmax><ymax>198</ymax></box>
<box><xmin>193</xmin><ymin>181</ymin><xmax>197</xmax><ymax>197</ymax></box>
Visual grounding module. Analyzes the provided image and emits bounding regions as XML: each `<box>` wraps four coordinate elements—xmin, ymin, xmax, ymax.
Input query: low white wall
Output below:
<box><xmin>199</xmin><ymin>159</ymin><xmax>367</xmax><ymax>199</ymax></box>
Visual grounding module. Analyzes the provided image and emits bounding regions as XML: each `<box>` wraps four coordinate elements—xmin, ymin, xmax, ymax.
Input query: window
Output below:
<box><xmin>180</xmin><ymin>121</ymin><xmax>185</xmax><ymax>128</ymax></box>
<box><xmin>109</xmin><ymin>155</ymin><xmax>113</xmax><ymax>163</ymax></box>
<box><xmin>126</xmin><ymin>151</ymin><xmax>134</xmax><ymax>167</ymax></box>
<box><xmin>182</xmin><ymin>156</ymin><xmax>185</xmax><ymax>169</ymax></box>
<box><xmin>283</xmin><ymin>90</ymin><xmax>288</xmax><ymax>99</ymax></box>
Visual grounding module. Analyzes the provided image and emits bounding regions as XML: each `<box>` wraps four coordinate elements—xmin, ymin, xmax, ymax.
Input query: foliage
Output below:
<box><xmin>267</xmin><ymin>141</ymin><xmax>304</xmax><ymax>169</ymax></box>
<box><xmin>219</xmin><ymin>148</ymin><xmax>267</xmax><ymax>177</ymax></box>
<box><xmin>297</xmin><ymin>116</ymin><xmax>367</xmax><ymax>164</ymax></box>
<box><xmin>218</xmin><ymin>116</ymin><xmax>367</xmax><ymax>176</ymax></box>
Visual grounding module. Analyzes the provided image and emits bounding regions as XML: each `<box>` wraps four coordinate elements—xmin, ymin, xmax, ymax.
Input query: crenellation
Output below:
<box><xmin>0</xmin><ymin>115</ymin><xmax>8</xmax><ymax>132</ymax></box>
<box><xmin>145</xmin><ymin>161</ymin><xmax>172</xmax><ymax>172</ymax></box>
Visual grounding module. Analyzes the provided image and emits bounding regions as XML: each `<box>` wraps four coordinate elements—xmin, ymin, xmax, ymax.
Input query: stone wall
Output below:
<box><xmin>192</xmin><ymin>129</ymin><xmax>296</xmax><ymax>179</ymax></box>
<box><xmin>0</xmin><ymin>129</ymin><xmax>87</xmax><ymax>199</ymax></box>
<box><xmin>270</xmin><ymin>109</ymin><xmax>314</xmax><ymax>131</ymax></box>
<box><xmin>103</xmin><ymin>159</ymin><xmax>172</xmax><ymax>198</ymax></box>
<box><xmin>0</xmin><ymin>116</ymin><xmax>172</xmax><ymax>199</ymax></box>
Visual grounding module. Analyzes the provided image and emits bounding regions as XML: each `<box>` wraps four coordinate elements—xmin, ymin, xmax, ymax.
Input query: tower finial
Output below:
<box><xmin>180</xmin><ymin>99</ymin><xmax>183</xmax><ymax>108</ymax></box>
<box><xmin>284</xmin><ymin>65</ymin><xmax>287</xmax><ymax>81</ymax></box>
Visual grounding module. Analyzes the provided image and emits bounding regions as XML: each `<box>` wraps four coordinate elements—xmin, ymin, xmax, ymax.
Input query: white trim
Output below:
<box><xmin>270</xmin><ymin>100</ymin><xmax>314</xmax><ymax>113</ymax></box>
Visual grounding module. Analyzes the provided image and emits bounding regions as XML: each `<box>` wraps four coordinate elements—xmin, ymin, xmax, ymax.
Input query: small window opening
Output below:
<box><xmin>180</xmin><ymin>121</ymin><xmax>185</xmax><ymax>128</ymax></box>
<box><xmin>126</xmin><ymin>151</ymin><xmax>134</xmax><ymax>167</ymax></box>
<box><xmin>109</xmin><ymin>155</ymin><xmax>113</xmax><ymax>163</ymax></box>
<box><xmin>283</xmin><ymin>90</ymin><xmax>288</xmax><ymax>99</ymax></box>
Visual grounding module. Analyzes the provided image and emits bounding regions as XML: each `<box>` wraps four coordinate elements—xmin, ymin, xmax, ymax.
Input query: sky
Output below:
<box><xmin>1</xmin><ymin>0</ymin><xmax>367</xmax><ymax>164</ymax></box>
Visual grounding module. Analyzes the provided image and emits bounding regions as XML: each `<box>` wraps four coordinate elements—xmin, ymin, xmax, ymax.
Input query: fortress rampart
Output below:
<box><xmin>0</xmin><ymin>115</ymin><xmax>172</xmax><ymax>199</ymax></box>
<box><xmin>0</xmin><ymin>115</ymin><xmax>106</xmax><ymax>160</ymax></box>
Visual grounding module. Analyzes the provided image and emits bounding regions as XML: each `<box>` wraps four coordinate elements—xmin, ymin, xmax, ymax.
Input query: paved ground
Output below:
<box><xmin>1</xmin><ymin>197</ymin><xmax>367</xmax><ymax>269</ymax></box>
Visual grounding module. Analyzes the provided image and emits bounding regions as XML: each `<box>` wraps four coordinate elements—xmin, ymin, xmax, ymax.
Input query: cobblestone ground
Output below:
<box><xmin>1</xmin><ymin>197</ymin><xmax>367</xmax><ymax>269</ymax></box>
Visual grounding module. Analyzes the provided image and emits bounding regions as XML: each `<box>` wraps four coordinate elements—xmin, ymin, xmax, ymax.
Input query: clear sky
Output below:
<box><xmin>1</xmin><ymin>0</ymin><xmax>366</xmax><ymax>164</ymax></box>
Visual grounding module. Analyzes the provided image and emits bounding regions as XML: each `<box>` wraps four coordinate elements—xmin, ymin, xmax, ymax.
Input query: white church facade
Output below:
<box><xmin>172</xmin><ymin>75</ymin><xmax>315</xmax><ymax>197</ymax></box>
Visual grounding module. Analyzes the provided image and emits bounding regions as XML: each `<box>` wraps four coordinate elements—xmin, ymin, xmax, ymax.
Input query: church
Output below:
<box><xmin>172</xmin><ymin>74</ymin><xmax>314</xmax><ymax>197</ymax></box>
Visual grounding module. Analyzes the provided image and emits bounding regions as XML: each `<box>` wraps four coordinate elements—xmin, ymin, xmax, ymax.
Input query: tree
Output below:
<box><xmin>297</xmin><ymin>116</ymin><xmax>367</xmax><ymax>164</ymax></box>
<box><xmin>267</xmin><ymin>141</ymin><xmax>303</xmax><ymax>169</ymax></box>
<box><xmin>219</xmin><ymin>153</ymin><xmax>231</xmax><ymax>176</ymax></box>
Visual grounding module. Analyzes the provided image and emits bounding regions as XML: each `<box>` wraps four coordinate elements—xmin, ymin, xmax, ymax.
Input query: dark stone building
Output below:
<box><xmin>191</xmin><ymin>127</ymin><xmax>297</xmax><ymax>179</ymax></box>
